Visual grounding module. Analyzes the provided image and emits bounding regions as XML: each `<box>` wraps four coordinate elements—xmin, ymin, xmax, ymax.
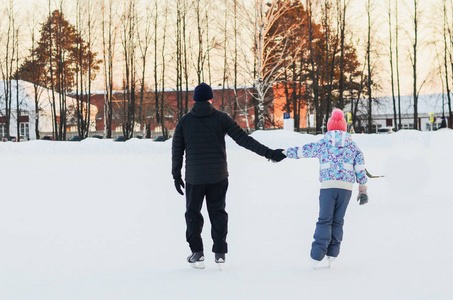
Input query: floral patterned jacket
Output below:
<box><xmin>286</xmin><ymin>130</ymin><xmax>367</xmax><ymax>185</ymax></box>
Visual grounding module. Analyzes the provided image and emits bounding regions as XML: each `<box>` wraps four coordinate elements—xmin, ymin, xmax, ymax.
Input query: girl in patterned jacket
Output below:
<box><xmin>285</xmin><ymin>108</ymin><xmax>369</xmax><ymax>268</ymax></box>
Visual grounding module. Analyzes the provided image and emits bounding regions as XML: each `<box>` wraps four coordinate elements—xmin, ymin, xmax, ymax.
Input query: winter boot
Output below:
<box><xmin>187</xmin><ymin>251</ymin><xmax>205</xmax><ymax>269</ymax></box>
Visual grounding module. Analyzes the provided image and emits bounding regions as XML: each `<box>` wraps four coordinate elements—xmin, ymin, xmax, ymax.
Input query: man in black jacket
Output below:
<box><xmin>172</xmin><ymin>82</ymin><xmax>286</xmax><ymax>269</ymax></box>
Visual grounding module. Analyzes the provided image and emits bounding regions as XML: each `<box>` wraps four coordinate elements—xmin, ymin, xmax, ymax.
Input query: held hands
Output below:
<box><xmin>357</xmin><ymin>184</ymin><xmax>368</xmax><ymax>205</ymax></box>
<box><xmin>265</xmin><ymin>148</ymin><xmax>287</xmax><ymax>162</ymax></box>
<box><xmin>174</xmin><ymin>177</ymin><xmax>185</xmax><ymax>195</ymax></box>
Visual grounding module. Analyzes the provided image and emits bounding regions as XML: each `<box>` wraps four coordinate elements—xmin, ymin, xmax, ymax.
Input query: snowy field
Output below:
<box><xmin>0</xmin><ymin>129</ymin><xmax>452</xmax><ymax>300</ymax></box>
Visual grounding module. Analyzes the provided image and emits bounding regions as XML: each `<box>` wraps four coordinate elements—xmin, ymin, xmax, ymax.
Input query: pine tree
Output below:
<box><xmin>16</xmin><ymin>10</ymin><xmax>100</xmax><ymax>140</ymax></box>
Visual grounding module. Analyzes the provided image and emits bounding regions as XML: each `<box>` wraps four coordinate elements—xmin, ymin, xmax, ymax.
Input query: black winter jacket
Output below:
<box><xmin>172</xmin><ymin>101</ymin><xmax>271</xmax><ymax>185</ymax></box>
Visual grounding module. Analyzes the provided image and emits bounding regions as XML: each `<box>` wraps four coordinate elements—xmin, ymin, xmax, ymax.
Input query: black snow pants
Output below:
<box><xmin>185</xmin><ymin>179</ymin><xmax>229</xmax><ymax>254</ymax></box>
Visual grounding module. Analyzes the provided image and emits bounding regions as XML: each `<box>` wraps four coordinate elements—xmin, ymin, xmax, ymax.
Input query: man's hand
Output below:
<box><xmin>266</xmin><ymin>149</ymin><xmax>287</xmax><ymax>162</ymax></box>
<box><xmin>174</xmin><ymin>177</ymin><xmax>185</xmax><ymax>195</ymax></box>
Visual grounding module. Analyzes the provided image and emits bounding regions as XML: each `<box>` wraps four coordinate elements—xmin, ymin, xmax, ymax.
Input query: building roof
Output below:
<box><xmin>0</xmin><ymin>80</ymin><xmax>97</xmax><ymax>116</ymax></box>
<box><xmin>0</xmin><ymin>80</ymin><xmax>37</xmax><ymax>111</ymax></box>
<box><xmin>371</xmin><ymin>93</ymin><xmax>451</xmax><ymax>117</ymax></box>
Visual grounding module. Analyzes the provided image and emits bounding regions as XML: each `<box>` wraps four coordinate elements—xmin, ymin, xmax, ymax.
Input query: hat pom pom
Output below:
<box><xmin>331</xmin><ymin>109</ymin><xmax>344</xmax><ymax>121</ymax></box>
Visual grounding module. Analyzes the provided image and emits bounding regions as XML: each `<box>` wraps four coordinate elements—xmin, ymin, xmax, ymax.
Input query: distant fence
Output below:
<box><xmin>40</xmin><ymin>130</ymin><xmax>175</xmax><ymax>140</ymax></box>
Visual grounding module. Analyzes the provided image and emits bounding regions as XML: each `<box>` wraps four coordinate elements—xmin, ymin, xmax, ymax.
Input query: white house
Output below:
<box><xmin>352</xmin><ymin>93</ymin><xmax>451</xmax><ymax>132</ymax></box>
<box><xmin>0</xmin><ymin>80</ymin><xmax>97</xmax><ymax>140</ymax></box>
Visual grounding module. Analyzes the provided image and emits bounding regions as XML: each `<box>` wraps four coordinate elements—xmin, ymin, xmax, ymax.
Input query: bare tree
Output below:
<box><xmin>409</xmin><ymin>0</ymin><xmax>421</xmax><ymax>130</ymax></box>
<box><xmin>321</xmin><ymin>0</ymin><xmax>340</xmax><ymax>130</ymax></box>
<box><xmin>306</xmin><ymin>0</ymin><xmax>322</xmax><ymax>133</ymax></box>
<box><xmin>395</xmin><ymin>0</ymin><xmax>402</xmax><ymax>129</ymax></box>
<box><xmin>252</xmin><ymin>0</ymin><xmax>304</xmax><ymax>130</ymax></box>
<box><xmin>447</xmin><ymin>0</ymin><xmax>453</xmax><ymax>128</ymax></box>
<box><xmin>205</xmin><ymin>3</ymin><xmax>213</xmax><ymax>86</ymax></box>
<box><xmin>224</xmin><ymin>0</ymin><xmax>243</xmax><ymax>124</ymax></box>
<box><xmin>221</xmin><ymin>0</ymin><xmax>229</xmax><ymax>112</ymax></box>
<box><xmin>349</xmin><ymin>62</ymin><xmax>368</xmax><ymax>131</ymax></box>
<box><xmin>137</xmin><ymin>3</ymin><xmax>153</xmax><ymax>134</ymax></box>
<box><xmin>406</xmin><ymin>0</ymin><xmax>430</xmax><ymax>130</ymax></box>
<box><xmin>337</xmin><ymin>0</ymin><xmax>348</xmax><ymax>110</ymax></box>
<box><xmin>15</xmin><ymin>25</ymin><xmax>21</xmax><ymax>141</ymax></box>
<box><xmin>0</xmin><ymin>0</ymin><xmax>18</xmax><ymax>141</ymax></box>
<box><xmin>28</xmin><ymin>8</ymin><xmax>45</xmax><ymax>140</ymax></box>
<box><xmin>154</xmin><ymin>1</ymin><xmax>169</xmax><ymax>139</ymax></box>
<box><xmin>75</xmin><ymin>0</ymin><xmax>88</xmax><ymax>138</ymax></box>
<box><xmin>442</xmin><ymin>0</ymin><xmax>452</xmax><ymax>128</ymax></box>
<box><xmin>176</xmin><ymin>0</ymin><xmax>184</xmax><ymax>119</ymax></box>
<box><xmin>46</xmin><ymin>0</ymin><xmax>57</xmax><ymax>139</ymax></box>
<box><xmin>366</xmin><ymin>0</ymin><xmax>373</xmax><ymax>133</ymax></box>
<box><xmin>232</xmin><ymin>0</ymin><xmax>239</xmax><ymax>121</ymax></box>
<box><xmin>182</xmin><ymin>0</ymin><xmax>190</xmax><ymax>116</ymax></box>
<box><xmin>153</xmin><ymin>0</ymin><xmax>160</xmax><ymax>138</ymax></box>
<box><xmin>101</xmin><ymin>0</ymin><xmax>117</xmax><ymax>138</ymax></box>
<box><xmin>195</xmin><ymin>0</ymin><xmax>204</xmax><ymax>83</ymax></box>
<box><xmin>84</xmin><ymin>0</ymin><xmax>98</xmax><ymax>138</ymax></box>
<box><xmin>56</xmin><ymin>1</ymin><xmax>68</xmax><ymax>140</ymax></box>
<box><xmin>120</xmin><ymin>0</ymin><xmax>138</xmax><ymax>139</ymax></box>
<box><xmin>388</xmin><ymin>0</ymin><xmax>397</xmax><ymax>130</ymax></box>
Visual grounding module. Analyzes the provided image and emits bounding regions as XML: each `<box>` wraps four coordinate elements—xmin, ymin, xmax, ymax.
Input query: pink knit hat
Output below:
<box><xmin>327</xmin><ymin>109</ymin><xmax>347</xmax><ymax>131</ymax></box>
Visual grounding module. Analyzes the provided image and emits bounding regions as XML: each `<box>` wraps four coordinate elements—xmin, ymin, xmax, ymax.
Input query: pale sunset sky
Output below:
<box><xmin>8</xmin><ymin>0</ymin><xmax>448</xmax><ymax>96</ymax></box>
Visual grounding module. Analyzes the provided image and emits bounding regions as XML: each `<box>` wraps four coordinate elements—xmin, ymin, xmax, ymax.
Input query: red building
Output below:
<box><xmin>88</xmin><ymin>84</ymin><xmax>301</xmax><ymax>137</ymax></box>
<box><xmin>272</xmin><ymin>82</ymin><xmax>308</xmax><ymax>129</ymax></box>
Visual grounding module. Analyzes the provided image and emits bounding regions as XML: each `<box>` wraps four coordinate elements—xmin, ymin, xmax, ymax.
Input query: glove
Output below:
<box><xmin>174</xmin><ymin>177</ymin><xmax>185</xmax><ymax>195</ymax></box>
<box><xmin>286</xmin><ymin>147</ymin><xmax>299</xmax><ymax>159</ymax></box>
<box><xmin>357</xmin><ymin>185</ymin><xmax>368</xmax><ymax>205</ymax></box>
<box><xmin>265</xmin><ymin>148</ymin><xmax>286</xmax><ymax>162</ymax></box>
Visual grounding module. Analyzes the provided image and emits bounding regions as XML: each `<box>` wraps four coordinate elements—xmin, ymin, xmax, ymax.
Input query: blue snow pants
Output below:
<box><xmin>311</xmin><ymin>188</ymin><xmax>352</xmax><ymax>261</ymax></box>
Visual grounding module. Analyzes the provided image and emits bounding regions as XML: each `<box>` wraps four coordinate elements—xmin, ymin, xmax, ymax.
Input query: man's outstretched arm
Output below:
<box><xmin>224</xmin><ymin>114</ymin><xmax>286</xmax><ymax>162</ymax></box>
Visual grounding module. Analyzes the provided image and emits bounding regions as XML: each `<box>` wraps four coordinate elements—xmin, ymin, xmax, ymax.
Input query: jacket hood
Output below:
<box><xmin>324</xmin><ymin>130</ymin><xmax>352</xmax><ymax>148</ymax></box>
<box><xmin>190</xmin><ymin>101</ymin><xmax>216</xmax><ymax>117</ymax></box>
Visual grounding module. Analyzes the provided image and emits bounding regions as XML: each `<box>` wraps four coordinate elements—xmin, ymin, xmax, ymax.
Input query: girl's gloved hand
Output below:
<box><xmin>357</xmin><ymin>184</ymin><xmax>368</xmax><ymax>205</ymax></box>
<box><xmin>286</xmin><ymin>147</ymin><xmax>299</xmax><ymax>159</ymax></box>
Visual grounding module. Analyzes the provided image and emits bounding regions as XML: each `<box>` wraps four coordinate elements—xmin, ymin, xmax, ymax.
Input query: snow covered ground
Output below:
<box><xmin>0</xmin><ymin>129</ymin><xmax>452</xmax><ymax>300</ymax></box>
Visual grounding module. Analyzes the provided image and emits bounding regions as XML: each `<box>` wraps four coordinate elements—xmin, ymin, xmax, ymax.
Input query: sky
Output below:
<box><xmin>343</xmin><ymin>0</ymin><xmax>445</xmax><ymax>96</ymax></box>
<box><xmin>8</xmin><ymin>0</ymin><xmax>448</xmax><ymax>97</ymax></box>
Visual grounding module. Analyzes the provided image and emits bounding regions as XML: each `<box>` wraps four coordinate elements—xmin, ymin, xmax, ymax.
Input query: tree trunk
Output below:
<box><xmin>388</xmin><ymin>0</ymin><xmax>397</xmax><ymax>130</ymax></box>
<box><xmin>395</xmin><ymin>0</ymin><xmax>402</xmax><ymax>129</ymax></box>
<box><xmin>367</xmin><ymin>0</ymin><xmax>373</xmax><ymax>133</ymax></box>
<box><xmin>443</xmin><ymin>0</ymin><xmax>451</xmax><ymax>128</ymax></box>
<box><xmin>412</xmin><ymin>0</ymin><xmax>418</xmax><ymax>130</ymax></box>
<box><xmin>338</xmin><ymin>0</ymin><xmax>346</xmax><ymax>109</ymax></box>
<box><xmin>306</xmin><ymin>0</ymin><xmax>321</xmax><ymax>133</ymax></box>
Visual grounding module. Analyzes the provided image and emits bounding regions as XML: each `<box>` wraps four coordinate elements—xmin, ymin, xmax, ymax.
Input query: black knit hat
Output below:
<box><xmin>193</xmin><ymin>83</ymin><xmax>213</xmax><ymax>102</ymax></box>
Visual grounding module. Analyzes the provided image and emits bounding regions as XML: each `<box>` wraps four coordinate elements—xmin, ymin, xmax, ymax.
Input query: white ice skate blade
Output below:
<box><xmin>327</xmin><ymin>257</ymin><xmax>335</xmax><ymax>268</ymax></box>
<box><xmin>312</xmin><ymin>259</ymin><xmax>330</xmax><ymax>270</ymax></box>
<box><xmin>216</xmin><ymin>258</ymin><xmax>225</xmax><ymax>272</ymax></box>
<box><xmin>313</xmin><ymin>263</ymin><xmax>330</xmax><ymax>270</ymax></box>
<box><xmin>313</xmin><ymin>265</ymin><xmax>331</xmax><ymax>270</ymax></box>
<box><xmin>189</xmin><ymin>261</ymin><xmax>205</xmax><ymax>269</ymax></box>
<box><xmin>312</xmin><ymin>259</ymin><xmax>321</xmax><ymax>270</ymax></box>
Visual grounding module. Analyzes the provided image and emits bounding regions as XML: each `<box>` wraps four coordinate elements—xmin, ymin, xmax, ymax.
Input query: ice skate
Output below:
<box><xmin>215</xmin><ymin>253</ymin><xmax>225</xmax><ymax>271</ymax></box>
<box><xmin>187</xmin><ymin>252</ymin><xmax>205</xmax><ymax>269</ymax></box>
<box><xmin>312</xmin><ymin>258</ymin><xmax>321</xmax><ymax>270</ymax></box>
<box><xmin>327</xmin><ymin>256</ymin><xmax>335</xmax><ymax>268</ymax></box>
